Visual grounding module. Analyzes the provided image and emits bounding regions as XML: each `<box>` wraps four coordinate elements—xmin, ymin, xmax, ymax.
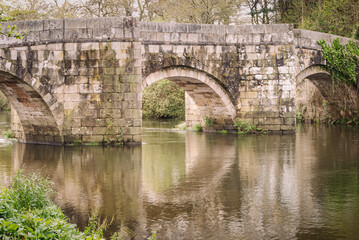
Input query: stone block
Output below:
<box><xmin>83</xmin><ymin>135</ymin><xmax>104</xmax><ymax>143</ymax></box>
<box><xmin>65</xmin><ymin>18</ymin><xmax>87</xmax><ymax>29</ymax></box>
<box><xmin>44</xmin><ymin>19</ymin><xmax>63</xmax><ymax>30</ymax></box>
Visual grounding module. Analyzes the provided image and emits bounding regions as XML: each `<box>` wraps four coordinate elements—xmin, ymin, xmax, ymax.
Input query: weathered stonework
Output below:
<box><xmin>0</xmin><ymin>18</ymin><xmax>358</xmax><ymax>144</ymax></box>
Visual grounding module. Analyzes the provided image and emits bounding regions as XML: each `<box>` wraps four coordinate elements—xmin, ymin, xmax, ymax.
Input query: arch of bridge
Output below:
<box><xmin>142</xmin><ymin>67</ymin><xmax>238</xmax><ymax>120</ymax></box>
<box><xmin>0</xmin><ymin>59</ymin><xmax>62</xmax><ymax>143</ymax></box>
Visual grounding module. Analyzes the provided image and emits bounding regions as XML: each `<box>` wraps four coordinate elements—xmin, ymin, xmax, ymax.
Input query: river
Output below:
<box><xmin>1</xmin><ymin>111</ymin><xmax>359</xmax><ymax>239</ymax></box>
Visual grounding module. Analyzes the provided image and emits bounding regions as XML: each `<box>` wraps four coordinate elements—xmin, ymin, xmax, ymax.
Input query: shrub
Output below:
<box><xmin>2</xmin><ymin>129</ymin><xmax>14</xmax><ymax>139</ymax></box>
<box><xmin>142</xmin><ymin>79</ymin><xmax>185</xmax><ymax>119</ymax></box>
<box><xmin>317</xmin><ymin>38</ymin><xmax>359</xmax><ymax>87</ymax></box>
<box><xmin>203</xmin><ymin>116</ymin><xmax>215</xmax><ymax>127</ymax></box>
<box><xmin>234</xmin><ymin>119</ymin><xmax>254</xmax><ymax>134</ymax></box>
<box><xmin>0</xmin><ymin>171</ymin><xmax>106</xmax><ymax>239</ymax></box>
<box><xmin>193</xmin><ymin>124</ymin><xmax>202</xmax><ymax>132</ymax></box>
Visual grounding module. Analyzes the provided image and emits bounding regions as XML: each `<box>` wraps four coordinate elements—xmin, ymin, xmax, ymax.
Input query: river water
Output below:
<box><xmin>1</xmin><ymin>112</ymin><xmax>359</xmax><ymax>239</ymax></box>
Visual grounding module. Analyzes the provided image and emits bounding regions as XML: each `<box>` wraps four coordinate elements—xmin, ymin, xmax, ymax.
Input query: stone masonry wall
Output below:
<box><xmin>141</xmin><ymin>22</ymin><xmax>297</xmax><ymax>133</ymax></box>
<box><xmin>2</xmin><ymin>18</ymin><xmax>358</xmax><ymax>144</ymax></box>
<box><xmin>1</xmin><ymin>18</ymin><xmax>142</xmax><ymax>144</ymax></box>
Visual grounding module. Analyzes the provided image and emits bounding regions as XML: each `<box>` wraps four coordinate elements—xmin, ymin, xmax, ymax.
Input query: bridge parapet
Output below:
<box><xmin>294</xmin><ymin>29</ymin><xmax>358</xmax><ymax>50</ymax></box>
<box><xmin>140</xmin><ymin>22</ymin><xmax>294</xmax><ymax>45</ymax></box>
<box><xmin>0</xmin><ymin>17</ymin><xmax>140</xmax><ymax>47</ymax></box>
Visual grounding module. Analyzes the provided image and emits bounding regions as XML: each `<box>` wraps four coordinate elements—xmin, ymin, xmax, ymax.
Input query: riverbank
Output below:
<box><xmin>0</xmin><ymin>171</ymin><xmax>107</xmax><ymax>239</ymax></box>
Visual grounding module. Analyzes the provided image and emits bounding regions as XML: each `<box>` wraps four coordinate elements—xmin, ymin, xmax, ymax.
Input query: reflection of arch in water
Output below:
<box><xmin>0</xmin><ymin>60</ymin><xmax>62</xmax><ymax>144</ymax></box>
<box><xmin>296</xmin><ymin>65</ymin><xmax>359</xmax><ymax>118</ymax></box>
<box><xmin>142</xmin><ymin>67</ymin><xmax>238</xmax><ymax>129</ymax></box>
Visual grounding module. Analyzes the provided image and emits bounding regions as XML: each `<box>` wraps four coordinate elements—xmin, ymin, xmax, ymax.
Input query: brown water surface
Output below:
<box><xmin>1</xmin><ymin>112</ymin><xmax>359</xmax><ymax>239</ymax></box>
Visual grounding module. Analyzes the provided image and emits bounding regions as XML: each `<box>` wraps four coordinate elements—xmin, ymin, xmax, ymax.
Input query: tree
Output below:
<box><xmin>0</xmin><ymin>4</ymin><xmax>26</xmax><ymax>39</ymax></box>
<box><xmin>142</xmin><ymin>79</ymin><xmax>185</xmax><ymax>119</ymax></box>
<box><xmin>246</xmin><ymin>0</ymin><xmax>278</xmax><ymax>24</ymax></box>
<box><xmin>52</xmin><ymin>0</ymin><xmax>79</xmax><ymax>19</ymax></box>
<box><xmin>5</xmin><ymin>0</ymin><xmax>52</xmax><ymax>20</ymax></box>
<box><xmin>148</xmin><ymin>0</ymin><xmax>241</xmax><ymax>24</ymax></box>
<box><xmin>277</xmin><ymin>0</ymin><xmax>359</xmax><ymax>38</ymax></box>
<box><xmin>74</xmin><ymin>0</ymin><xmax>155</xmax><ymax>20</ymax></box>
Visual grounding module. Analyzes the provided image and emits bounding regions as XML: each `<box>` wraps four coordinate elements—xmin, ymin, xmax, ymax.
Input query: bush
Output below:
<box><xmin>203</xmin><ymin>116</ymin><xmax>215</xmax><ymax>127</ymax></box>
<box><xmin>192</xmin><ymin>124</ymin><xmax>202</xmax><ymax>132</ymax></box>
<box><xmin>0</xmin><ymin>171</ymin><xmax>106</xmax><ymax>239</ymax></box>
<box><xmin>234</xmin><ymin>119</ymin><xmax>255</xmax><ymax>134</ymax></box>
<box><xmin>2</xmin><ymin>129</ymin><xmax>14</xmax><ymax>139</ymax></box>
<box><xmin>142</xmin><ymin>79</ymin><xmax>185</xmax><ymax>119</ymax></box>
<box><xmin>317</xmin><ymin>38</ymin><xmax>359</xmax><ymax>87</ymax></box>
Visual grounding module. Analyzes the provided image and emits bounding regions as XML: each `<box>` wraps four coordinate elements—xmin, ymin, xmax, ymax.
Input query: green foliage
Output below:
<box><xmin>142</xmin><ymin>79</ymin><xmax>185</xmax><ymax>119</ymax></box>
<box><xmin>203</xmin><ymin>116</ymin><xmax>215</xmax><ymax>127</ymax></box>
<box><xmin>0</xmin><ymin>7</ymin><xmax>26</xmax><ymax>39</ymax></box>
<box><xmin>73</xmin><ymin>140</ymin><xmax>82</xmax><ymax>144</ymax></box>
<box><xmin>235</xmin><ymin>119</ymin><xmax>254</xmax><ymax>134</ymax></box>
<box><xmin>296</xmin><ymin>105</ymin><xmax>307</xmax><ymax>123</ymax></box>
<box><xmin>148</xmin><ymin>231</ymin><xmax>157</xmax><ymax>240</ymax></box>
<box><xmin>279</xmin><ymin>0</ymin><xmax>359</xmax><ymax>38</ymax></box>
<box><xmin>2</xmin><ymin>129</ymin><xmax>14</xmax><ymax>139</ymax></box>
<box><xmin>220</xmin><ymin>130</ymin><xmax>229</xmax><ymax>134</ymax></box>
<box><xmin>318</xmin><ymin>38</ymin><xmax>359</xmax><ymax>86</ymax></box>
<box><xmin>352</xmin><ymin>24</ymin><xmax>359</xmax><ymax>40</ymax></box>
<box><xmin>84</xmin><ymin>210</ymin><xmax>110</xmax><ymax>238</ymax></box>
<box><xmin>192</xmin><ymin>124</ymin><xmax>202</xmax><ymax>132</ymax></box>
<box><xmin>0</xmin><ymin>171</ymin><xmax>106</xmax><ymax>239</ymax></box>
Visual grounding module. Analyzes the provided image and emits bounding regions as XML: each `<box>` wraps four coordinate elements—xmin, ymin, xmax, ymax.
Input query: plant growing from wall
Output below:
<box><xmin>203</xmin><ymin>116</ymin><xmax>215</xmax><ymax>127</ymax></box>
<box><xmin>2</xmin><ymin>129</ymin><xmax>14</xmax><ymax>138</ymax></box>
<box><xmin>296</xmin><ymin>105</ymin><xmax>307</xmax><ymax>123</ymax></box>
<box><xmin>317</xmin><ymin>38</ymin><xmax>359</xmax><ymax>87</ymax></box>
<box><xmin>234</xmin><ymin>118</ymin><xmax>255</xmax><ymax>134</ymax></box>
<box><xmin>192</xmin><ymin>124</ymin><xmax>202</xmax><ymax>132</ymax></box>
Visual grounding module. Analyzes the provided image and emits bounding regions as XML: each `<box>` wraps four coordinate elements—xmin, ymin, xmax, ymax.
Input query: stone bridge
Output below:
<box><xmin>0</xmin><ymin>17</ymin><xmax>358</xmax><ymax>144</ymax></box>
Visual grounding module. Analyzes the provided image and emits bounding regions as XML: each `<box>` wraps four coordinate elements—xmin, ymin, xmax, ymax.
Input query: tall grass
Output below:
<box><xmin>0</xmin><ymin>171</ymin><xmax>106</xmax><ymax>239</ymax></box>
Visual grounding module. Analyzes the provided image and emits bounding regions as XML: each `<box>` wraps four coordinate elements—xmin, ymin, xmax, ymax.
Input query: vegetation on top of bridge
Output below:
<box><xmin>318</xmin><ymin>38</ymin><xmax>359</xmax><ymax>87</ymax></box>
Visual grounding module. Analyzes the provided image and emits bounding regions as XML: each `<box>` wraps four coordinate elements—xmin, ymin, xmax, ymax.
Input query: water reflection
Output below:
<box><xmin>0</xmin><ymin>114</ymin><xmax>359</xmax><ymax>239</ymax></box>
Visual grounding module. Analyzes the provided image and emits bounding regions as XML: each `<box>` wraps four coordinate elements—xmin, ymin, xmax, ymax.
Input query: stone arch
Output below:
<box><xmin>0</xmin><ymin>61</ymin><xmax>62</xmax><ymax>144</ymax></box>
<box><xmin>296</xmin><ymin>65</ymin><xmax>359</xmax><ymax>119</ymax></box>
<box><xmin>142</xmin><ymin>67</ymin><xmax>237</xmax><ymax>129</ymax></box>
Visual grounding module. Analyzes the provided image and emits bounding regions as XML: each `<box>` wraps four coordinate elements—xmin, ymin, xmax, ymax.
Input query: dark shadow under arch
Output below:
<box><xmin>296</xmin><ymin>65</ymin><xmax>359</xmax><ymax>118</ymax></box>
<box><xmin>0</xmin><ymin>71</ymin><xmax>62</xmax><ymax>144</ymax></box>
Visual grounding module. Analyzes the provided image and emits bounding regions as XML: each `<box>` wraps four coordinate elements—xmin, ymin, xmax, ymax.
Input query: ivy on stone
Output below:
<box><xmin>317</xmin><ymin>38</ymin><xmax>359</xmax><ymax>86</ymax></box>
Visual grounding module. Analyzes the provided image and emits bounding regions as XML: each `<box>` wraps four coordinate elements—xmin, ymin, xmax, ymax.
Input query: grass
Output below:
<box><xmin>234</xmin><ymin>118</ymin><xmax>263</xmax><ymax>134</ymax></box>
<box><xmin>234</xmin><ymin>119</ymin><xmax>254</xmax><ymax>134</ymax></box>
<box><xmin>192</xmin><ymin>124</ymin><xmax>202</xmax><ymax>132</ymax></box>
<box><xmin>203</xmin><ymin>116</ymin><xmax>215</xmax><ymax>127</ymax></box>
<box><xmin>2</xmin><ymin>129</ymin><xmax>14</xmax><ymax>139</ymax></box>
<box><xmin>0</xmin><ymin>171</ymin><xmax>107</xmax><ymax>239</ymax></box>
